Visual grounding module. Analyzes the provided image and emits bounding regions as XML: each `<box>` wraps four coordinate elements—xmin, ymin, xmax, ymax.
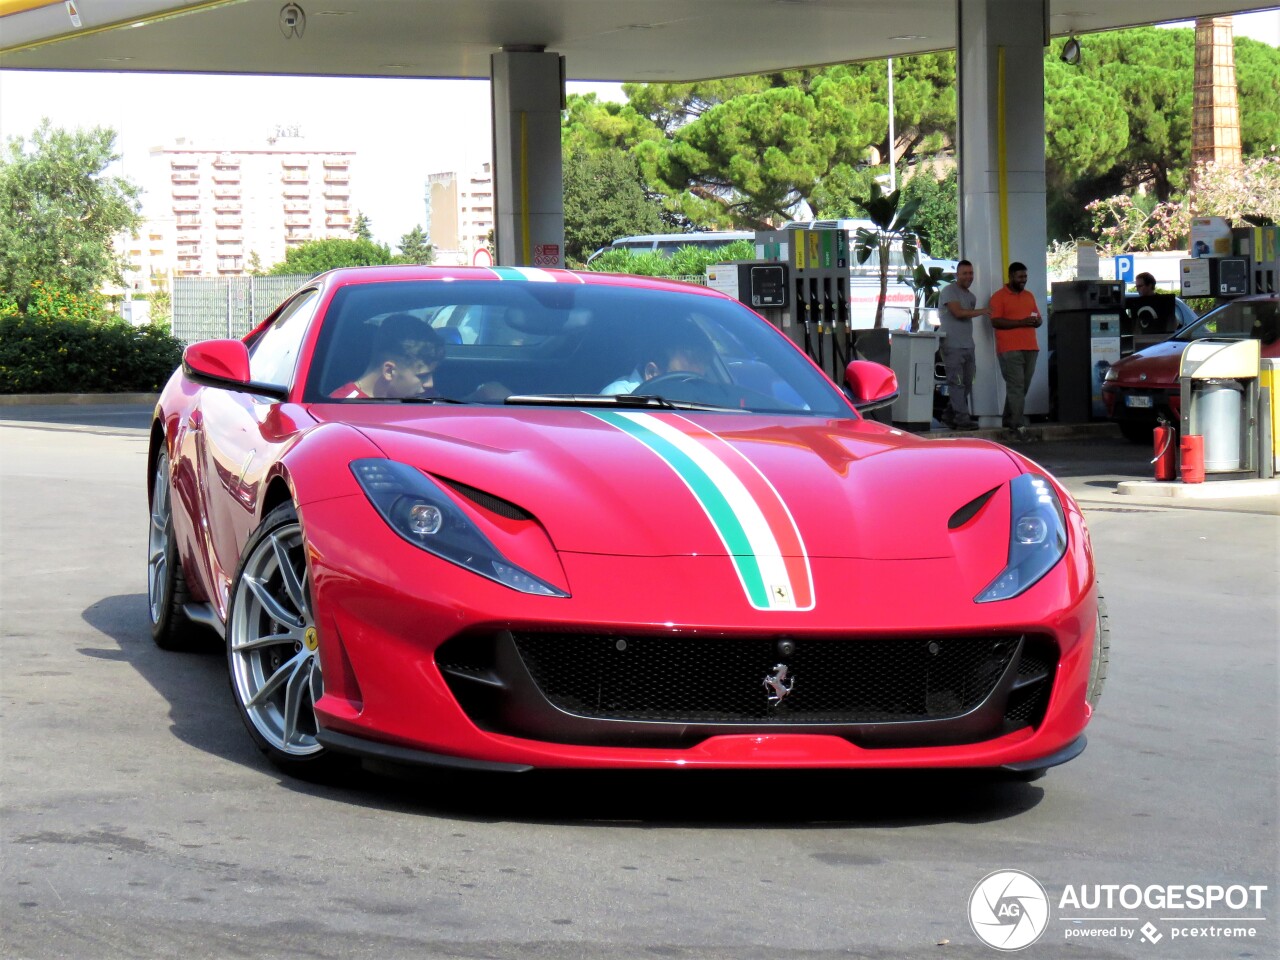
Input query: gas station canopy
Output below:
<box><xmin>0</xmin><ymin>0</ymin><xmax>1273</xmax><ymax>81</ymax></box>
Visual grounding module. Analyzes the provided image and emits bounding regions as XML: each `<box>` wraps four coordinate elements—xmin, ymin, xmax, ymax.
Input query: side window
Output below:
<box><xmin>248</xmin><ymin>289</ymin><xmax>321</xmax><ymax>386</ymax></box>
<box><xmin>1198</xmin><ymin>303</ymin><xmax>1250</xmax><ymax>338</ymax></box>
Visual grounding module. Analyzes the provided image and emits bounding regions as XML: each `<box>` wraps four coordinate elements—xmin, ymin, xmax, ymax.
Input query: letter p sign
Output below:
<box><xmin>1115</xmin><ymin>255</ymin><xmax>1135</xmax><ymax>284</ymax></box>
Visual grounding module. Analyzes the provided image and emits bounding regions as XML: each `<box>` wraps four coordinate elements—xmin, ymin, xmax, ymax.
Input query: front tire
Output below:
<box><xmin>148</xmin><ymin>450</ymin><xmax>195</xmax><ymax>650</ymax></box>
<box><xmin>226</xmin><ymin>501</ymin><xmax>344</xmax><ymax>778</ymax></box>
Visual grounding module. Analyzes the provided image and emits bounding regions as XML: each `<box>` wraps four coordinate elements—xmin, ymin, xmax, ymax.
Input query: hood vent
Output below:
<box><xmin>441</xmin><ymin>477</ymin><xmax>533</xmax><ymax>522</ymax></box>
<box><xmin>948</xmin><ymin>487</ymin><xmax>999</xmax><ymax>530</ymax></box>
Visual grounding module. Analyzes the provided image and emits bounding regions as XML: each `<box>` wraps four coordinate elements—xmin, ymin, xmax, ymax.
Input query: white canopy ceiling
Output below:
<box><xmin>1</xmin><ymin>1</ymin><xmax>1274</xmax><ymax>81</ymax></box>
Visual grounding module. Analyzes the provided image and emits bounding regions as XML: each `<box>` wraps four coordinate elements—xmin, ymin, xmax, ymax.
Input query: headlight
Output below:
<box><xmin>351</xmin><ymin>458</ymin><xmax>568</xmax><ymax>597</ymax></box>
<box><xmin>1103</xmin><ymin>367</ymin><xmax>1119</xmax><ymax>382</ymax></box>
<box><xmin>975</xmin><ymin>473</ymin><xmax>1067</xmax><ymax>603</ymax></box>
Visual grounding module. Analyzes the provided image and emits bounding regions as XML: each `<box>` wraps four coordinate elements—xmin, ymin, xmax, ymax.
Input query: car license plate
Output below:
<box><xmin>1125</xmin><ymin>395</ymin><xmax>1153</xmax><ymax>409</ymax></box>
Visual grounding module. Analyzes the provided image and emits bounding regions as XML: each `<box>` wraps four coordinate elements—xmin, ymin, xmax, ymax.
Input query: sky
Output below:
<box><xmin>1</xmin><ymin>10</ymin><xmax>1276</xmax><ymax>249</ymax></box>
<box><xmin>0</xmin><ymin>71</ymin><xmax>625</xmax><ymax>247</ymax></box>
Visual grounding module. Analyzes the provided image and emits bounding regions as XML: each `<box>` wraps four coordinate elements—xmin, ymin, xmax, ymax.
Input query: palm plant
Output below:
<box><xmin>898</xmin><ymin>262</ymin><xmax>955</xmax><ymax>331</ymax></box>
<box><xmin>851</xmin><ymin>182</ymin><xmax>921</xmax><ymax>329</ymax></box>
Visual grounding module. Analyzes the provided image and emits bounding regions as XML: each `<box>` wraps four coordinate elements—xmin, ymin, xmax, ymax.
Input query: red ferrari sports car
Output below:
<box><xmin>147</xmin><ymin>265</ymin><xmax>1107</xmax><ymax>780</ymax></box>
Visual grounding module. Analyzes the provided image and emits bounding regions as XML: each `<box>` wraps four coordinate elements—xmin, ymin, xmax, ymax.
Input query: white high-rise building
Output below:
<box><xmin>146</xmin><ymin>136</ymin><xmax>355</xmax><ymax>277</ymax></box>
<box><xmin>425</xmin><ymin>162</ymin><xmax>494</xmax><ymax>266</ymax></box>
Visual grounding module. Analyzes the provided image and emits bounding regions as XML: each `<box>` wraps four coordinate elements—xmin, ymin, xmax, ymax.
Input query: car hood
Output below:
<box><xmin>317</xmin><ymin>407</ymin><xmax>1023</xmax><ymax>561</ymax></box>
<box><xmin>1107</xmin><ymin>340</ymin><xmax>1187</xmax><ymax>388</ymax></box>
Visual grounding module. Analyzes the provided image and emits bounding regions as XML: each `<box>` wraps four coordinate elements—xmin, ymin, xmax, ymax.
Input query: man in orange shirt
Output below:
<box><xmin>988</xmin><ymin>261</ymin><xmax>1042</xmax><ymax>440</ymax></box>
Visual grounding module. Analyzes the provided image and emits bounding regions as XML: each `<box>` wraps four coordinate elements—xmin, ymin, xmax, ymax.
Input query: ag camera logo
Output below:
<box><xmin>969</xmin><ymin>869</ymin><xmax>1050</xmax><ymax>951</ymax></box>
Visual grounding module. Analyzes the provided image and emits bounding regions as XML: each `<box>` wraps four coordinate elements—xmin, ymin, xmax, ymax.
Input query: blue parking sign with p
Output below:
<box><xmin>1115</xmin><ymin>255</ymin><xmax>1135</xmax><ymax>283</ymax></box>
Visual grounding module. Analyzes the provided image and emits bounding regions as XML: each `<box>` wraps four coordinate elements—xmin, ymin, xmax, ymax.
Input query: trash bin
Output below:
<box><xmin>1198</xmin><ymin>379</ymin><xmax>1243</xmax><ymax>472</ymax></box>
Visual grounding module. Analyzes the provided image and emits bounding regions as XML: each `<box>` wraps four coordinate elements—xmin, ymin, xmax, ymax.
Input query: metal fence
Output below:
<box><xmin>172</xmin><ymin>274</ymin><xmax>311</xmax><ymax>344</ymax></box>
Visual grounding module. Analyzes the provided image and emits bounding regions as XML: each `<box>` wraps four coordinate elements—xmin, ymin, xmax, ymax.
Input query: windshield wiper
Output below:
<box><xmin>503</xmin><ymin>393</ymin><xmax>742</xmax><ymax>412</ymax></box>
<box><xmin>394</xmin><ymin>395</ymin><xmax>468</xmax><ymax>404</ymax></box>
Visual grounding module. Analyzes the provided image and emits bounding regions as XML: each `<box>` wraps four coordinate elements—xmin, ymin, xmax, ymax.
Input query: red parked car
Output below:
<box><xmin>148</xmin><ymin>265</ymin><xmax>1106</xmax><ymax>782</ymax></box>
<box><xmin>1102</xmin><ymin>294</ymin><xmax>1280</xmax><ymax>442</ymax></box>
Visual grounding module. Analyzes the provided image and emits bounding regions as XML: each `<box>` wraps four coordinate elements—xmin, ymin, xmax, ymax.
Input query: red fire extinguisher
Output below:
<box><xmin>1152</xmin><ymin>418</ymin><xmax>1177</xmax><ymax>481</ymax></box>
<box><xmin>1180</xmin><ymin>434</ymin><xmax>1206</xmax><ymax>484</ymax></box>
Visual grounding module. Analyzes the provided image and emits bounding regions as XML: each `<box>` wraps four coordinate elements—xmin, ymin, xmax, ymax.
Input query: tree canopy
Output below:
<box><xmin>0</xmin><ymin>119</ymin><xmax>141</xmax><ymax>310</ymax></box>
<box><xmin>267</xmin><ymin>237</ymin><xmax>397</xmax><ymax>275</ymax></box>
<box><xmin>562</xmin><ymin>27</ymin><xmax>1280</xmax><ymax>243</ymax></box>
<box><xmin>396</xmin><ymin>225</ymin><xmax>435</xmax><ymax>265</ymax></box>
<box><xmin>562</xmin><ymin>148</ymin><xmax>665</xmax><ymax>264</ymax></box>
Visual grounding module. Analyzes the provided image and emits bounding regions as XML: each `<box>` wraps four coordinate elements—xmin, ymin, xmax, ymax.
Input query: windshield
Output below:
<box><xmin>303</xmin><ymin>279</ymin><xmax>853</xmax><ymax>416</ymax></box>
<box><xmin>1172</xmin><ymin>299</ymin><xmax>1280</xmax><ymax>344</ymax></box>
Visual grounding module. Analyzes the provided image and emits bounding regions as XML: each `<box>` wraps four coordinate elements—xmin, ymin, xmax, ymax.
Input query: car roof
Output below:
<box><xmin>309</xmin><ymin>264</ymin><xmax>730</xmax><ymax>298</ymax></box>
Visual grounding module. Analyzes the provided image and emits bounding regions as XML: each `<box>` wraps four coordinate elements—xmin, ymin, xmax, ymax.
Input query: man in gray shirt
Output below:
<box><xmin>937</xmin><ymin>259</ymin><xmax>986</xmax><ymax>429</ymax></box>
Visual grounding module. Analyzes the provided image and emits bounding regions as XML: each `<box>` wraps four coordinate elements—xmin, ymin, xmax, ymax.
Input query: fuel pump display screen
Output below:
<box><xmin>749</xmin><ymin>265</ymin><xmax>787</xmax><ymax>307</ymax></box>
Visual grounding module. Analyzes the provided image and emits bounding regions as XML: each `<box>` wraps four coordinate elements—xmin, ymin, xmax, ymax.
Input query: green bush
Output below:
<box><xmin>0</xmin><ymin>281</ymin><xmax>184</xmax><ymax>393</ymax></box>
<box><xmin>587</xmin><ymin>240</ymin><xmax>758</xmax><ymax>279</ymax></box>
<box><xmin>1182</xmin><ymin>297</ymin><xmax>1214</xmax><ymax>318</ymax></box>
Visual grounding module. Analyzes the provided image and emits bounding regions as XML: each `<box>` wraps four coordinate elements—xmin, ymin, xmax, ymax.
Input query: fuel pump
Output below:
<box><xmin>809</xmin><ymin>277</ymin><xmax>824</xmax><ymax>368</ymax></box>
<box><xmin>750</xmin><ymin>226</ymin><xmax>855</xmax><ymax>380</ymax></box>
<box><xmin>704</xmin><ymin>261</ymin><xmax>790</xmax><ymax>330</ymax></box>
<box><xmin>1233</xmin><ymin>224</ymin><xmax>1278</xmax><ymax>295</ymax></box>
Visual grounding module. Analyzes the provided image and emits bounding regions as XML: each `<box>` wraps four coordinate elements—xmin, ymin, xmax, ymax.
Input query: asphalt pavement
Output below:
<box><xmin>1</xmin><ymin>399</ymin><xmax>1277</xmax><ymax>960</ymax></box>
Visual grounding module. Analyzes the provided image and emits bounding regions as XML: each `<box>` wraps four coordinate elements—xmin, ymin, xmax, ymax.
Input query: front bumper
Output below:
<box><xmin>1102</xmin><ymin>383</ymin><xmax>1180</xmax><ymax>422</ymax></box>
<box><xmin>300</xmin><ymin>494</ymin><xmax>1099</xmax><ymax>772</ymax></box>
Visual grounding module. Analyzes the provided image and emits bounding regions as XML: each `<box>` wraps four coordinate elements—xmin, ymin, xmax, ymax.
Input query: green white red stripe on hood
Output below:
<box><xmin>590</xmin><ymin>411</ymin><xmax>815</xmax><ymax>611</ymax></box>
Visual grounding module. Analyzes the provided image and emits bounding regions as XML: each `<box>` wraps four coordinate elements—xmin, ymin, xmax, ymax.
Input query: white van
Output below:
<box><xmin>784</xmin><ymin>219</ymin><xmax>958</xmax><ymax>329</ymax></box>
<box><xmin>586</xmin><ymin>231</ymin><xmax>755</xmax><ymax>264</ymax></box>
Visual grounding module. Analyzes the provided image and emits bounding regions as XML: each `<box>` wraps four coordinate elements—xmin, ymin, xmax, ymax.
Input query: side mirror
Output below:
<box><xmin>183</xmin><ymin>340</ymin><xmax>289</xmax><ymax>401</ymax></box>
<box><xmin>845</xmin><ymin>360</ymin><xmax>898</xmax><ymax>412</ymax></box>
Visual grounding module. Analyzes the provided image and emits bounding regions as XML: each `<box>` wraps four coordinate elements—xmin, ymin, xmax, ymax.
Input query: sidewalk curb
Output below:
<box><xmin>0</xmin><ymin>393</ymin><xmax>159</xmax><ymax>406</ymax></box>
<box><xmin>1118</xmin><ymin>478</ymin><xmax>1280</xmax><ymax>500</ymax></box>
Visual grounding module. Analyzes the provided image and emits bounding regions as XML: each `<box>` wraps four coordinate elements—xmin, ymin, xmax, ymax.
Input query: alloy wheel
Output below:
<box><xmin>147</xmin><ymin>457</ymin><xmax>171</xmax><ymax>624</ymax></box>
<box><xmin>228</xmin><ymin>520</ymin><xmax>324</xmax><ymax>756</ymax></box>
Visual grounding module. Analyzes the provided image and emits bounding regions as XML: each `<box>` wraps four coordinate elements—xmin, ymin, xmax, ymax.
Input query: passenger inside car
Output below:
<box><xmin>329</xmin><ymin>313</ymin><xmax>445</xmax><ymax>399</ymax></box>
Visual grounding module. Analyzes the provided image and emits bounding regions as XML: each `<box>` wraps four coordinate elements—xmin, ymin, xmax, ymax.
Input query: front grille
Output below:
<box><xmin>511</xmin><ymin>632</ymin><xmax>1021</xmax><ymax>724</ymax></box>
<box><xmin>436</xmin><ymin>631</ymin><xmax>1060</xmax><ymax>748</ymax></box>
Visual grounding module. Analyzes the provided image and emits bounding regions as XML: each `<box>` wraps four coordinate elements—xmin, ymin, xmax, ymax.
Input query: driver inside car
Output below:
<box><xmin>601</xmin><ymin>329</ymin><xmax>715</xmax><ymax>395</ymax></box>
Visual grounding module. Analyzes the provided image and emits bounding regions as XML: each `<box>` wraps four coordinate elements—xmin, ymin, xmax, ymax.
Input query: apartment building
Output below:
<box><xmin>425</xmin><ymin>162</ymin><xmax>494</xmax><ymax>266</ymax></box>
<box><xmin>148</xmin><ymin>138</ymin><xmax>355</xmax><ymax>277</ymax></box>
<box><xmin>116</xmin><ymin>216</ymin><xmax>175</xmax><ymax>296</ymax></box>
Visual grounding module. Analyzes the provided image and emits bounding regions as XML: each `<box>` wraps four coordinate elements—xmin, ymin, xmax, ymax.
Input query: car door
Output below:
<box><xmin>196</xmin><ymin>287</ymin><xmax>322</xmax><ymax>618</ymax></box>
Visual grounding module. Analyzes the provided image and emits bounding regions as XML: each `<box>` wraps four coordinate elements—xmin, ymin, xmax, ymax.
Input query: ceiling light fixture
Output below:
<box><xmin>890</xmin><ymin>35</ymin><xmax>928</xmax><ymax>41</ymax></box>
<box><xmin>1060</xmin><ymin>36</ymin><xmax>1082</xmax><ymax>65</ymax></box>
<box><xmin>279</xmin><ymin>3</ymin><xmax>305</xmax><ymax>39</ymax></box>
